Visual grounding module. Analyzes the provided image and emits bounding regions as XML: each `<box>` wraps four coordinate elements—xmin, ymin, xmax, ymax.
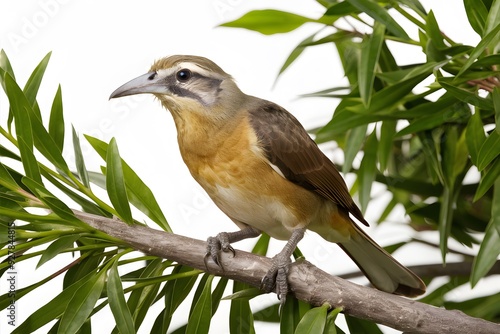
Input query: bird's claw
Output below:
<box><xmin>261</xmin><ymin>254</ymin><xmax>291</xmax><ymax>304</ymax></box>
<box><xmin>205</xmin><ymin>232</ymin><xmax>236</xmax><ymax>270</ymax></box>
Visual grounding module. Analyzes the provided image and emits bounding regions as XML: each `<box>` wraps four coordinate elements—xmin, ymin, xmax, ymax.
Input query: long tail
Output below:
<box><xmin>338</xmin><ymin>221</ymin><xmax>426</xmax><ymax>297</ymax></box>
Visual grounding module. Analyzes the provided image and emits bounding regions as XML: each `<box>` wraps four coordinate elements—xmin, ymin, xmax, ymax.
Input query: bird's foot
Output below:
<box><xmin>261</xmin><ymin>252</ymin><xmax>292</xmax><ymax>303</ymax></box>
<box><xmin>205</xmin><ymin>232</ymin><xmax>235</xmax><ymax>270</ymax></box>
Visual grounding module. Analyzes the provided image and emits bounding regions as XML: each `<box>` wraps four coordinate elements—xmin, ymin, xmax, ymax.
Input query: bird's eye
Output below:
<box><xmin>176</xmin><ymin>69</ymin><xmax>192</xmax><ymax>82</ymax></box>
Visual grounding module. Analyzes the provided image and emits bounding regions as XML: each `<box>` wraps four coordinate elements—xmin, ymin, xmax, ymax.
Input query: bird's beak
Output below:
<box><xmin>109</xmin><ymin>71</ymin><xmax>168</xmax><ymax>99</ymax></box>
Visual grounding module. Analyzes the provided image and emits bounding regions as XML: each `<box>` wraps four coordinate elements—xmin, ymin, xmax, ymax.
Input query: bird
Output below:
<box><xmin>109</xmin><ymin>55</ymin><xmax>426</xmax><ymax>302</ymax></box>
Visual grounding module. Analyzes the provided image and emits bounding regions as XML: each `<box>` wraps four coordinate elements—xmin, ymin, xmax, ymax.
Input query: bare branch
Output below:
<box><xmin>339</xmin><ymin>261</ymin><xmax>500</xmax><ymax>280</ymax></box>
<box><xmin>74</xmin><ymin>210</ymin><xmax>500</xmax><ymax>334</ymax></box>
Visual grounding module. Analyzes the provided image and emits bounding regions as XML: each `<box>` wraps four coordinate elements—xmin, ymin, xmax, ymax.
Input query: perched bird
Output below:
<box><xmin>110</xmin><ymin>55</ymin><xmax>426</xmax><ymax>301</ymax></box>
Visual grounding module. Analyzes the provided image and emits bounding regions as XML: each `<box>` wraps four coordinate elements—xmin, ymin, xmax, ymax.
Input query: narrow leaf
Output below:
<box><xmin>220</xmin><ymin>10</ymin><xmax>317</xmax><ymax>35</ymax></box>
<box><xmin>22</xmin><ymin>177</ymin><xmax>85</xmax><ymax>227</ymax></box>
<box><xmin>475</xmin><ymin>158</ymin><xmax>500</xmax><ymax>200</ymax></box>
<box><xmin>439</xmin><ymin>185</ymin><xmax>455</xmax><ymax>263</ymax></box>
<box><xmin>23</xmin><ymin>51</ymin><xmax>51</xmax><ymax>106</ymax></box>
<box><xmin>471</xmin><ymin>201</ymin><xmax>500</xmax><ymax>287</ymax></box>
<box><xmin>464</xmin><ymin>0</ymin><xmax>489</xmax><ymax>36</ymax></box>
<box><xmin>345</xmin><ymin>314</ymin><xmax>383</xmax><ymax>333</ymax></box>
<box><xmin>342</xmin><ymin>125</ymin><xmax>368</xmax><ymax>173</ymax></box>
<box><xmin>466</xmin><ymin>110</ymin><xmax>486</xmax><ymax>166</ymax></box>
<box><xmin>495</xmin><ymin>87</ymin><xmax>500</xmax><ymax>134</ymax></box>
<box><xmin>12</xmin><ymin>272</ymin><xmax>95</xmax><ymax>334</ymax></box>
<box><xmin>346</xmin><ymin>0</ymin><xmax>409</xmax><ymax>39</ymax></box>
<box><xmin>359</xmin><ymin>22</ymin><xmax>385</xmax><ymax>107</ymax></box>
<box><xmin>108</xmin><ymin>262</ymin><xmax>135</xmax><ymax>334</ymax></box>
<box><xmin>439</xmin><ymin>78</ymin><xmax>493</xmax><ymax>110</ymax></box>
<box><xmin>186</xmin><ymin>275</ymin><xmax>214</xmax><ymax>334</ymax></box>
<box><xmin>294</xmin><ymin>304</ymin><xmax>328</xmax><ymax>334</ymax></box>
<box><xmin>106</xmin><ymin>138</ymin><xmax>133</xmax><ymax>224</ymax></box>
<box><xmin>280</xmin><ymin>297</ymin><xmax>301</xmax><ymax>334</ymax></box>
<box><xmin>230</xmin><ymin>281</ymin><xmax>256</xmax><ymax>334</ymax></box>
<box><xmin>358</xmin><ymin>131</ymin><xmax>378</xmax><ymax>213</ymax></box>
<box><xmin>378</xmin><ymin>120</ymin><xmax>396</xmax><ymax>171</ymax></box>
<box><xmin>484</xmin><ymin>0</ymin><xmax>500</xmax><ymax>37</ymax></box>
<box><xmin>37</xmin><ymin>234</ymin><xmax>81</xmax><ymax>268</ymax></box>
<box><xmin>277</xmin><ymin>32</ymin><xmax>317</xmax><ymax>78</ymax></box>
<box><xmin>49</xmin><ymin>85</ymin><xmax>65</xmax><ymax>152</ymax></box>
<box><xmin>426</xmin><ymin>10</ymin><xmax>447</xmax><ymax>50</ymax></box>
<box><xmin>457</xmin><ymin>23</ymin><xmax>500</xmax><ymax>77</ymax></box>
<box><xmin>58</xmin><ymin>270</ymin><xmax>106</xmax><ymax>334</ymax></box>
<box><xmin>72</xmin><ymin>126</ymin><xmax>90</xmax><ymax>188</ymax></box>
<box><xmin>476</xmin><ymin>130</ymin><xmax>500</xmax><ymax>171</ymax></box>
<box><xmin>86</xmin><ymin>135</ymin><xmax>171</xmax><ymax>231</ymax></box>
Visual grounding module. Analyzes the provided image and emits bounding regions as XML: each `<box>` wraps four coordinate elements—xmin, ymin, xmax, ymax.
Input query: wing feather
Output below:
<box><xmin>247</xmin><ymin>100</ymin><xmax>368</xmax><ymax>226</ymax></box>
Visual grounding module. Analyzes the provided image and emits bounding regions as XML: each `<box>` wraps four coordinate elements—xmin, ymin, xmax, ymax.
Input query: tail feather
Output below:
<box><xmin>338</xmin><ymin>221</ymin><xmax>426</xmax><ymax>297</ymax></box>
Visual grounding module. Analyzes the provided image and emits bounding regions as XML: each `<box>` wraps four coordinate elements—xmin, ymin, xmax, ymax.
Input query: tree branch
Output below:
<box><xmin>74</xmin><ymin>211</ymin><xmax>500</xmax><ymax>334</ymax></box>
<box><xmin>339</xmin><ymin>261</ymin><xmax>500</xmax><ymax>280</ymax></box>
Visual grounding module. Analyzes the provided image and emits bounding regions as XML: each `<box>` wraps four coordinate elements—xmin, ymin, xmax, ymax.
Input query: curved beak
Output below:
<box><xmin>109</xmin><ymin>71</ymin><xmax>168</xmax><ymax>99</ymax></box>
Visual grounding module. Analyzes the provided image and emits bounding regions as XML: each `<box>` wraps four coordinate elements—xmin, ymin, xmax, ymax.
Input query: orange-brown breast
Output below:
<box><xmin>173</xmin><ymin>110</ymin><xmax>354</xmax><ymax>241</ymax></box>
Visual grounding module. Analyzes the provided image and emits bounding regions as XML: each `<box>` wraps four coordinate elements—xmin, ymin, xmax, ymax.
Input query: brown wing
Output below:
<box><xmin>247</xmin><ymin>99</ymin><xmax>368</xmax><ymax>226</ymax></box>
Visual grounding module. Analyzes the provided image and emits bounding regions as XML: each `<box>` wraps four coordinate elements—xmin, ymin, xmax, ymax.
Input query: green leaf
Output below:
<box><xmin>49</xmin><ymin>85</ymin><xmax>65</xmax><ymax>152</ymax></box>
<box><xmin>484</xmin><ymin>0</ymin><xmax>500</xmax><ymax>37</ymax></box>
<box><xmin>5</xmin><ymin>71</ymin><xmax>69</xmax><ymax>174</ymax></box>
<box><xmin>359</xmin><ymin>22</ymin><xmax>385</xmax><ymax>107</ymax></box>
<box><xmin>108</xmin><ymin>262</ymin><xmax>135</xmax><ymax>334</ymax></box>
<box><xmin>358</xmin><ymin>131</ymin><xmax>378</xmax><ymax>213</ymax></box>
<box><xmin>471</xmin><ymin>198</ymin><xmax>500</xmax><ymax>287</ymax></box>
<box><xmin>22</xmin><ymin>177</ymin><xmax>85</xmax><ymax>227</ymax></box>
<box><xmin>58</xmin><ymin>269</ymin><xmax>106</xmax><ymax>334</ymax></box>
<box><xmin>316</xmin><ymin>100</ymin><xmax>380</xmax><ymax>140</ymax></box>
<box><xmin>18</xmin><ymin>137</ymin><xmax>43</xmax><ymax>185</ymax></box>
<box><xmin>466</xmin><ymin>110</ymin><xmax>486</xmax><ymax>165</ymax></box>
<box><xmin>294</xmin><ymin>304</ymin><xmax>329</xmax><ymax>334</ymax></box>
<box><xmin>439</xmin><ymin>185</ymin><xmax>455</xmax><ymax>263</ymax></box>
<box><xmin>348</xmin><ymin>73</ymin><xmax>430</xmax><ymax>114</ymax></box>
<box><xmin>345</xmin><ymin>314</ymin><xmax>383</xmax><ymax>333</ymax></box>
<box><xmin>342</xmin><ymin>125</ymin><xmax>368</xmax><ymax>173</ymax></box>
<box><xmin>277</xmin><ymin>31</ymin><xmax>318</xmax><ymax>78</ymax></box>
<box><xmin>86</xmin><ymin>135</ymin><xmax>171</xmax><ymax>231</ymax></box>
<box><xmin>476</xmin><ymin>130</ymin><xmax>500</xmax><ymax>171</ymax></box>
<box><xmin>425</xmin><ymin>10</ymin><xmax>447</xmax><ymax>50</ymax></box>
<box><xmin>222</xmin><ymin>287</ymin><xmax>262</xmax><ymax>301</ymax></box>
<box><xmin>494</xmin><ymin>87</ymin><xmax>500</xmax><ymax>135</ymax></box>
<box><xmin>220</xmin><ymin>10</ymin><xmax>317</xmax><ymax>35</ymax></box>
<box><xmin>301</xmin><ymin>31</ymin><xmax>355</xmax><ymax>47</ymax></box>
<box><xmin>12</xmin><ymin>271</ymin><xmax>95</xmax><ymax>334</ymax></box>
<box><xmin>37</xmin><ymin>234</ymin><xmax>81</xmax><ymax>268</ymax></box>
<box><xmin>0</xmin><ymin>162</ymin><xmax>20</xmax><ymax>191</ymax></box>
<box><xmin>252</xmin><ymin>233</ymin><xmax>270</xmax><ymax>256</ymax></box>
<box><xmin>346</xmin><ymin>0</ymin><xmax>409</xmax><ymax>39</ymax></box>
<box><xmin>186</xmin><ymin>275</ymin><xmax>214</xmax><ymax>334</ymax></box>
<box><xmin>4</xmin><ymin>73</ymin><xmax>42</xmax><ymax>183</ymax></box>
<box><xmin>157</xmin><ymin>265</ymin><xmax>200</xmax><ymax>332</ymax></box>
<box><xmin>475</xmin><ymin>157</ymin><xmax>500</xmax><ymax>200</ymax></box>
<box><xmin>442</xmin><ymin>127</ymin><xmax>458</xmax><ymax>187</ymax></box>
<box><xmin>457</xmin><ymin>23</ymin><xmax>500</xmax><ymax>77</ymax></box>
<box><xmin>72</xmin><ymin>126</ymin><xmax>90</xmax><ymax>188</ymax></box>
<box><xmin>106</xmin><ymin>138</ymin><xmax>133</xmax><ymax>224</ymax></box>
<box><xmin>438</xmin><ymin>77</ymin><xmax>493</xmax><ymax>110</ymax></box>
<box><xmin>378</xmin><ymin>120</ymin><xmax>396</xmax><ymax>172</ymax></box>
<box><xmin>280</xmin><ymin>297</ymin><xmax>300</xmax><ymax>334</ymax></box>
<box><xmin>230</xmin><ymin>281</ymin><xmax>256</xmax><ymax>334</ymax></box>
<box><xmin>0</xmin><ymin>49</ymin><xmax>15</xmax><ymax>82</ymax></box>
<box><xmin>23</xmin><ymin>51</ymin><xmax>51</xmax><ymax>107</ymax></box>
<box><xmin>464</xmin><ymin>0</ymin><xmax>489</xmax><ymax>36</ymax></box>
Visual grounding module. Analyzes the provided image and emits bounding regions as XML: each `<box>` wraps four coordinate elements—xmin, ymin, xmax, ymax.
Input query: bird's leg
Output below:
<box><xmin>261</xmin><ymin>228</ymin><xmax>305</xmax><ymax>303</ymax></box>
<box><xmin>205</xmin><ymin>226</ymin><xmax>261</xmax><ymax>269</ymax></box>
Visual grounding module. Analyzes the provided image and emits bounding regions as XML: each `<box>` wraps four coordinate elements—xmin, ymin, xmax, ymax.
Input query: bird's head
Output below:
<box><xmin>110</xmin><ymin>55</ymin><xmax>245</xmax><ymax>119</ymax></box>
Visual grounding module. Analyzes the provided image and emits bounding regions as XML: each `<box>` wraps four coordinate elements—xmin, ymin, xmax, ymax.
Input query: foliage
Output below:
<box><xmin>0</xmin><ymin>0</ymin><xmax>499</xmax><ymax>333</ymax></box>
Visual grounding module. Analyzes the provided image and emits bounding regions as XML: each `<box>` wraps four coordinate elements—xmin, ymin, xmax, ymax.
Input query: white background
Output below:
<box><xmin>0</xmin><ymin>1</ymin><xmax>494</xmax><ymax>333</ymax></box>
